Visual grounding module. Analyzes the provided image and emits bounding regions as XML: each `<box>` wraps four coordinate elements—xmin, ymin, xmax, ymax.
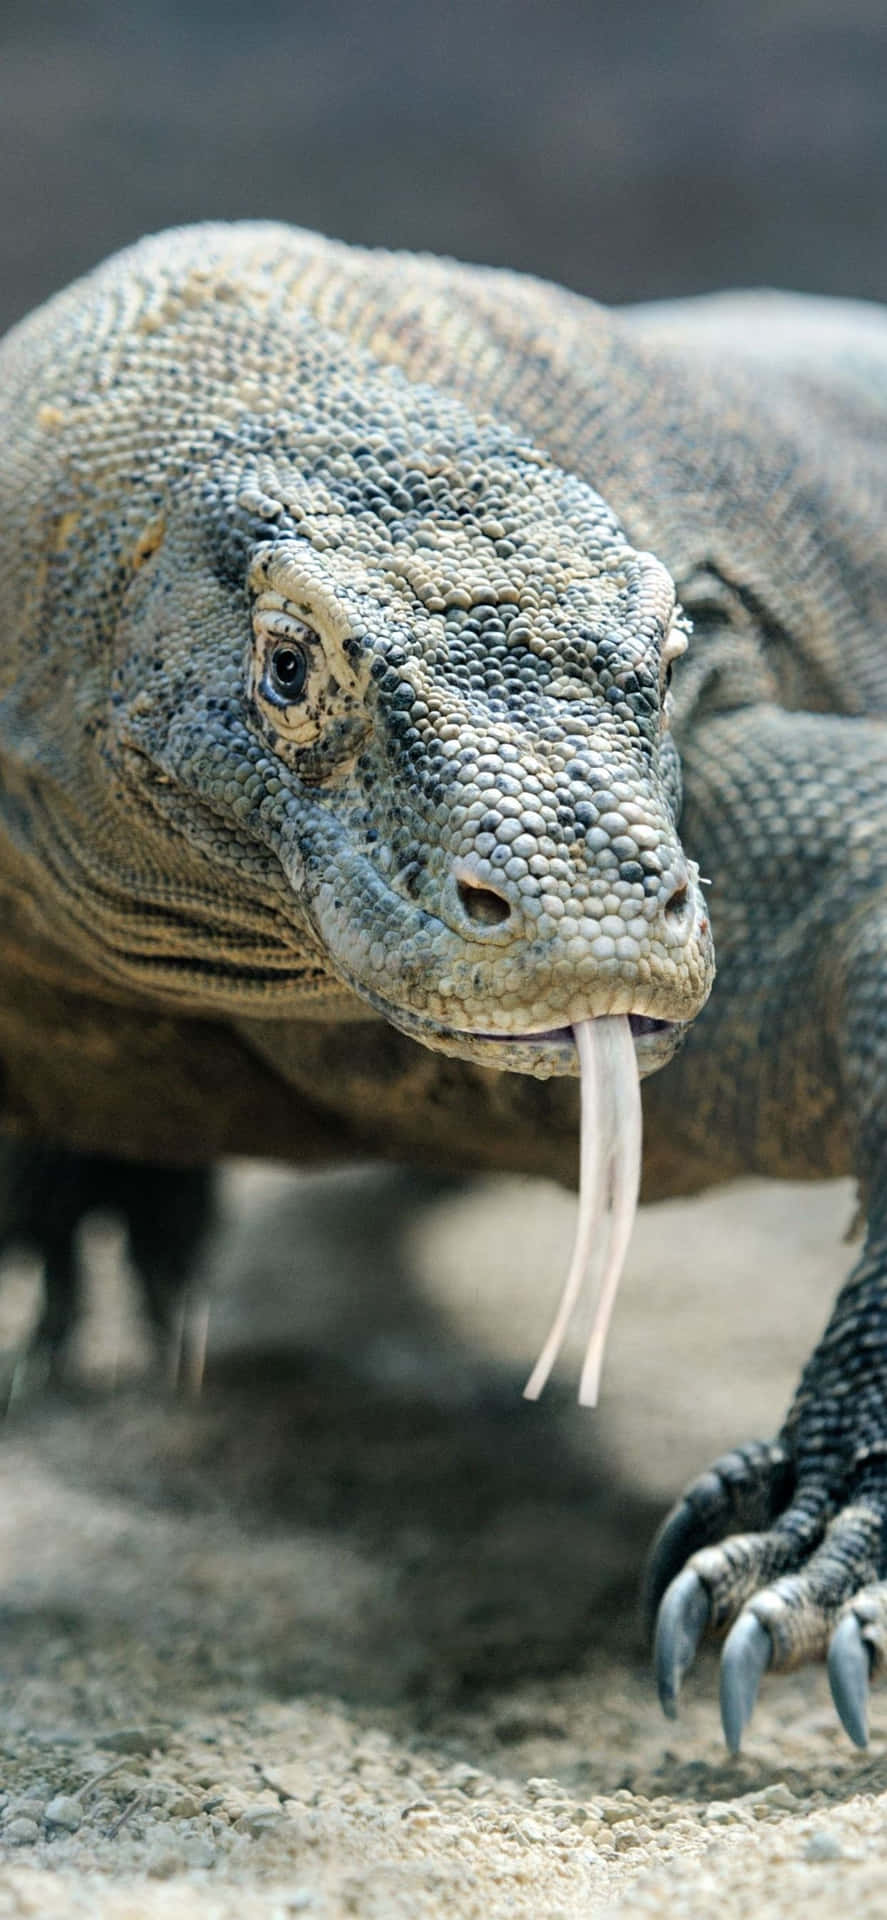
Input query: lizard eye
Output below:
<box><xmin>266</xmin><ymin>642</ymin><xmax>309</xmax><ymax>703</ymax></box>
<box><xmin>660</xmin><ymin>610</ymin><xmax>689</xmax><ymax>697</ymax></box>
<box><xmin>248</xmin><ymin>565</ymin><xmax>370</xmax><ymax>779</ymax></box>
<box><xmin>252</xmin><ymin>603</ymin><xmax>318</xmax><ymax>717</ymax></box>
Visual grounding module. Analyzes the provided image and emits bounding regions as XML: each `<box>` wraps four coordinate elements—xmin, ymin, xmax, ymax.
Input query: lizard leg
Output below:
<box><xmin>644</xmin><ymin>707</ymin><xmax>887</xmax><ymax>1748</ymax></box>
<box><xmin>0</xmin><ymin>1141</ymin><xmax>84</xmax><ymax>1395</ymax></box>
<box><xmin>122</xmin><ymin>1163</ymin><xmax>214</xmax><ymax>1336</ymax></box>
<box><xmin>0</xmin><ymin>1143</ymin><xmax>215</xmax><ymax>1387</ymax></box>
<box><xmin>649</xmin><ymin>1431</ymin><xmax>886</xmax><ymax>1748</ymax></box>
<box><xmin>121</xmin><ymin>1163</ymin><xmax>215</xmax><ymax>1389</ymax></box>
<box><xmin>649</xmin><ymin>1221</ymin><xmax>887</xmax><ymax>1748</ymax></box>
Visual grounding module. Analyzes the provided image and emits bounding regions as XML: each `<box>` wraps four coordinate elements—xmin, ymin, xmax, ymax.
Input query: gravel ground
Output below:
<box><xmin>0</xmin><ymin>1161</ymin><xmax>883</xmax><ymax>1918</ymax></box>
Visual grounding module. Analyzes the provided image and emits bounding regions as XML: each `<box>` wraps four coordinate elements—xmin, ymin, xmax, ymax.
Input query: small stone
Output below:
<box><xmin>235</xmin><ymin>1807</ymin><xmax>290</xmax><ymax>1838</ymax></box>
<box><xmin>2</xmin><ymin>1817</ymin><xmax>40</xmax><ymax>1846</ymax></box>
<box><xmin>599</xmin><ymin>1798</ymin><xmax>637</xmax><ymax>1827</ymax></box>
<box><xmin>754</xmin><ymin>1783</ymin><xmax>800</xmax><ymax>1812</ymax></box>
<box><xmin>526</xmin><ymin>1777</ymin><xmax>567</xmax><ymax>1801</ymax></box>
<box><xmin>447</xmin><ymin>1764</ymin><xmax>484</xmax><ymax>1796</ymax></box>
<box><xmin>166</xmin><ymin>1791</ymin><xmax>200</xmax><ymax>1819</ymax></box>
<box><xmin>3</xmin><ymin>1796</ymin><xmax>46</xmax><ymax>1820</ymax></box>
<box><xmin>261</xmin><ymin>1765</ymin><xmax>313</xmax><ymax>1801</ymax></box>
<box><xmin>44</xmin><ymin>1795</ymin><xmax>83</xmax><ymax>1832</ymax></box>
<box><xmin>520</xmin><ymin>1818</ymin><xmax>545</xmax><ymax>1843</ymax></box>
<box><xmin>804</xmin><ymin>1829</ymin><xmax>843</xmax><ymax>1862</ymax></box>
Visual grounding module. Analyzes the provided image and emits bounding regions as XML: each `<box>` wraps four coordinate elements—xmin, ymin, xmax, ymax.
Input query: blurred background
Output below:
<box><xmin>1</xmin><ymin>0</ymin><xmax>885</xmax><ymax>335</ymax></box>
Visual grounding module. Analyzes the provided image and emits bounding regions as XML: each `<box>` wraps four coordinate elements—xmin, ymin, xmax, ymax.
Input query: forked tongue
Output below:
<box><xmin>523</xmin><ymin>1016</ymin><xmax>641</xmax><ymax>1407</ymax></box>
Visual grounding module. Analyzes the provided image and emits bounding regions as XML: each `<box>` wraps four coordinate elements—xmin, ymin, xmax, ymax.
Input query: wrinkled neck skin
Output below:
<box><xmin>0</xmin><ymin>324</ymin><xmax>714</xmax><ymax>1084</ymax></box>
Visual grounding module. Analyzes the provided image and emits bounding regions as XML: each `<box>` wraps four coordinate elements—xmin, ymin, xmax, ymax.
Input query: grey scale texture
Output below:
<box><xmin>0</xmin><ymin>224</ymin><xmax>885</xmax><ymax>1744</ymax></box>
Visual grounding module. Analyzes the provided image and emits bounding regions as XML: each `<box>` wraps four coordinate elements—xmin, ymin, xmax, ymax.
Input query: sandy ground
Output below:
<box><xmin>0</xmin><ymin>1161</ymin><xmax>883</xmax><ymax>1918</ymax></box>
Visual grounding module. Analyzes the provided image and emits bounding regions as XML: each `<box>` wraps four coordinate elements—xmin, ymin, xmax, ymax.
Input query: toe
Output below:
<box><xmin>742</xmin><ymin>1502</ymin><xmax>882</xmax><ymax>1665</ymax></box>
<box><xmin>642</xmin><ymin>1440</ymin><xmax>793</xmax><ymax>1630</ymax></box>
<box><xmin>649</xmin><ymin>1496</ymin><xmax>881</xmax><ymax>1736</ymax></box>
<box><xmin>650</xmin><ymin>1522</ymin><xmax>803</xmax><ymax>1718</ymax></box>
<box><xmin>712</xmin><ymin>1502</ymin><xmax>882</xmax><ymax>1749</ymax></box>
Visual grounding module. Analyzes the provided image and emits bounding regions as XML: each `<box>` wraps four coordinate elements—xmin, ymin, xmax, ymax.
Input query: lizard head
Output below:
<box><xmin>105</xmin><ymin>365</ymin><xmax>714</xmax><ymax>1080</ymax></box>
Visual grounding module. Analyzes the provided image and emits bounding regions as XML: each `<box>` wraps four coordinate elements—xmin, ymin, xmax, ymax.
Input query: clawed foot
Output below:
<box><xmin>644</xmin><ymin>1440</ymin><xmax>887</xmax><ymax>1750</ymax></box>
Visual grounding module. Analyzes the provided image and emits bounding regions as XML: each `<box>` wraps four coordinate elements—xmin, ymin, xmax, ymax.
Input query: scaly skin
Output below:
<box><xmin>0</xmin><ymin>226</ymin><xmax>885</xmax><ymax>1747</ymax></box>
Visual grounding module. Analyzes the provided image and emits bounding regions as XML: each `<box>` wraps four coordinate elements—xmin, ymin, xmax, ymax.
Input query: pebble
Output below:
<box><xmin>235</xmin><ymin>1806</ymin><xmax>291</xmax><ymax>1838</ymax></box>
<box><xmin>702</xmin><ymin>1801</ymin><xmax>743</xmax><ymax>1826</ymax></box>
<box><xmin>520</xmin><ymin>1818</ymin><xmax>546</xmax><ymax>1843</ymax></box>
<box><xmin>2</xmin><ymin>1817</ymin><xmax>40</xmax><ymax>1846</ymax></box>
<box><xmin>165</xmin><ymin>1790</ymin><xmax>200</xmax><ymax>1819</ymax></box>
<box><xmin>749</xmin><ymin>1783</ymin><xmax>800</xmax><ymax>1813</ymax></box>
<box><xmin>44</xmin><ymin>1794</ymin><xmax>83</xmax><ymax>1831</ymax></box>
<box><xmin>599</xmin><ymin>1799</ymin><xmax>638</xmax><ymax>1827</ymax></box>
<box><xmin>3</xmin><ymin>1797</ymin><xmax>46</xmax><ymax>1820</ymax></box>
<box><xmin>525</xmin><ymin>1776</ymin><xmax>568</xmax><ymax>1801</ymax></box>
<box><xmin>447</xmin><ymin>1764</ymin><xmax>484</xmax><ymax>1796</ymax></box>
<box><xmin>804</xmin><ymin>1829</ymin><xmax>843</xmax><ymax>1862</ymax></box>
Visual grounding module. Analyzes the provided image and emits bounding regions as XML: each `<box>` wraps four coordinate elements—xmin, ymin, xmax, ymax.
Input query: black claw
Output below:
<box><xmin>643</xmin><ymin>1488</ymin><xmax>718</xmax><ymax>1633</ymax></box>
<box><xmin>653</xmin><ymin>1568</ymin><xmax>711</xmax><ymax>1718</ymax></box>
<box><xmin>828</xmin><ymin>1614</ymin><xmax>872</xmax><ymax>1750</ymax></box>
<box><xmin>720</xmin><ymin>1614</ymin><xmax>772</xmax><ymax>1754</ymax></box>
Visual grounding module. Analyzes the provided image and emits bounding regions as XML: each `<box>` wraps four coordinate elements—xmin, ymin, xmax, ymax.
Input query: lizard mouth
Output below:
<box><xmin>470</xmin><ymin>1012</ymin><xmax>676</xmax><ymax>1047</ymax></box>
<box><xmin>375</xmin><ymin>1004</ymin><xmax>684</xmax><ymax>1079</ymax></box>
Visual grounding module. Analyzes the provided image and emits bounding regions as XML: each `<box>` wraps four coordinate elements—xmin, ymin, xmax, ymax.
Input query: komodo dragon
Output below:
<box><xmin>0</xmin><ymin>224</ymin><xmax>885</xmax><ymax>1753</ymax></box>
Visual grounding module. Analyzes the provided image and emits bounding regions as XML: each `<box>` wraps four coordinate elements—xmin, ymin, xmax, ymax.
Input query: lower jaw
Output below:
<box><xmin>384</xmin><ymin>1009</ymin><xmax>684</xmax><ymax>1080</ymax></box>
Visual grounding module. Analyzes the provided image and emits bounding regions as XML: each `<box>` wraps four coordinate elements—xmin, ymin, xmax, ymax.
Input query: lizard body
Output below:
<box><xmin>0</xmin><ymin>224</ymin><xmax>885</xmax><ymax>1745</ymax></box>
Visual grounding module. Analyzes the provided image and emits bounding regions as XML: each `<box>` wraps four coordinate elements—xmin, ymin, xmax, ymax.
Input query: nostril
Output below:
<box><xmin>664</xmin><ymin>882</ymin><xmax>691</xmax><ymax>921</ymax></box>
<box><xmin>456</xmin><ymin>877</ymin><xmax>512</xmax><ymax>928</ymax></box>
